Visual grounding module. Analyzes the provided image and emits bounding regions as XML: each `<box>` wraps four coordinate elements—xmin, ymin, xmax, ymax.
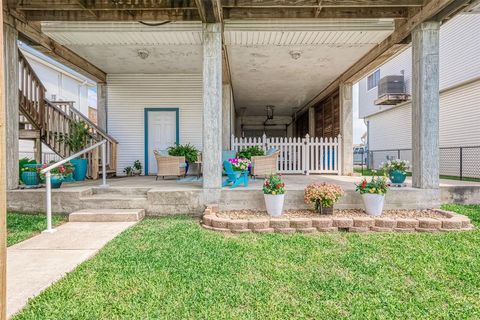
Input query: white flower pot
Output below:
<box><xmin>361</xmin><ymin>193</ymin><xmax>385</xmax><ymax>216</ymax></box>
<box><xmin>264</xmin><ymin>194</ymin><xmax>285</xmax><ymax>217</ymax></box>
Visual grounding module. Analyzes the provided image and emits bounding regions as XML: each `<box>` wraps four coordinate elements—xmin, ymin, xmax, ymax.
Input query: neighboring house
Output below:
<box><xmin>18</xmin><ymin>42</ymin><xmax>97</xmax><ymax>162</ymax></box>
<box><xmin>358</xmin><ymin>13</ymin><xmax>480</xmax><ymax>179</ymax></box>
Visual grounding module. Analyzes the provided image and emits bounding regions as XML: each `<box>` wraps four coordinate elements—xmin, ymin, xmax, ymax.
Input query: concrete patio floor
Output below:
<box><xmin>33</xmin><ymin>174</ymin><xmax>480</xmax><ymax>191</ymax></box>
<box><xmin>7</xmin><ymin>221</ymin><xmax>138</xmax><ymax>318</ymax></box>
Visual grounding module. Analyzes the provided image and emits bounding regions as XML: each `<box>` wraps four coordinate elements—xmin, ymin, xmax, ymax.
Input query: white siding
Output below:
<box><xmin>439</xmin><ymin>14</ymin><xmax>480</xmax><ymax>89</ymax></box>
<box><xmin>359</xmin><ymin>13</ymin><xmax>480</xmax><ymax>119</ymax></box>
<box><xmin>368</xmin><ymin>103</ymin><xmax>412</xmax><ymax>150</ymax></box>
<box><xmin>367</xmin><ymin>80</ymin><xmax>480</xmax><ymax>150</ymax></box>
<box><xmin>107</xmin><ymin>74</ymin><xmax>203</xmax><ymax>175</ymax></box>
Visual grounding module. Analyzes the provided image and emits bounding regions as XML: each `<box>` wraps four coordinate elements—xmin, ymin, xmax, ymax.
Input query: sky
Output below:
<box><xmin>352</xmin><ymin>83</ymin><xmax>367</xmax><ymax>145</ymax></box>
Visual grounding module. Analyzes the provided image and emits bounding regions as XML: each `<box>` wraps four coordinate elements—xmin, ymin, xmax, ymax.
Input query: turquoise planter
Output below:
<box><xmin>71</xmin><ymin>158</ymin><xmax>88</xmax><ymax>181</ymax></box>
<box><xmin>63</xmin><ymin>173</ymin><xmax>75</xmax><ymax>183</ymax></box>
<box><xmin>50</xmin><ymin>174</ymin><xmax>63</xmax><ymax>189</ymax></box>
<box><xmin>389</xmin><ymin>169</ymin><xmax>407</xmax><ymax>184</ymax></box>
<box><xmin>21</xmin><ymin>171</ymin><xmax>39</xmax><ymax>186</ymax></box>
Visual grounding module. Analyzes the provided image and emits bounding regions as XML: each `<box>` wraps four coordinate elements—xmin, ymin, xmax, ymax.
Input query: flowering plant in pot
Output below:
<box><xmin>38</xmin><ymin>162</ymin><xmax>74</xmax><ymax>189</ymax></box>
<box><xmin>355</xmin><ymin>174</ymin><xmax>388</xmax><ymax>216</ymax></box>
<box><xmin>304</xmin><ymin>183</ymin><xmax>344</xmax><ymax>215</ymax></box>
<box><xmin>263</xmin><ymin>174</ymin><xmax>286</xmax><ymax>217</ymax></box>
<box><xmin>380</xmin><ymin>159</ymin><xmax>409</xmax><ymax>184</ymax></box>
<box><xmin>228</xmin><ymin>158</ymin><xmax>251</xmax><ymax>172</ymax></box>
<box><xmin>133</xmin><ymin>160</ymin><xmax>143</xmax><ymax>175</ymax></box>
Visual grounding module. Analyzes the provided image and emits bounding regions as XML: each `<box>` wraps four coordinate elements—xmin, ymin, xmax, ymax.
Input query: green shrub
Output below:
<box><xmin>168</xmin><ymin>143</ymin><xmax>199</xmax><ymax>163</ymax></box>
<box><xmin>237</xmin><ymin>146</ymin><xmax>265</xmax><ymax>160</ymax></box>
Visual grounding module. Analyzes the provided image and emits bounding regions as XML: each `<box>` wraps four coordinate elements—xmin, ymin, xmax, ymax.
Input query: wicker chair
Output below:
<box><xmin>251</xmin><ymin>151</ymin><xmax>279</xmax><ymax>178</ymax></box>
<box><xmin>153</xmin><ymin>150</ymin><xmax>186</xmax><ymax>180</ymax></box>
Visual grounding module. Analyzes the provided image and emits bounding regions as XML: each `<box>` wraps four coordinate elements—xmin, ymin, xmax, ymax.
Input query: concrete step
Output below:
<box><xmin>91</xmin><ymin>187</ymin><xmax>150</xmax><ymax>196</ymax></box>
<box><xmin>79</xmin><ymin>194</ymin><xmax>148</xmax><ymax>210</ymax></box>
<box><xmin>69</xmin><ymin>209</ymin><xmax>145</xmax><ymax>222</ymax></box>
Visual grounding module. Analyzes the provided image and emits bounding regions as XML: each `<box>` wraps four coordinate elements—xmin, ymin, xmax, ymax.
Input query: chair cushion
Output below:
<box><xmin>179</xmin><ymin>162</ymin><xmax>187</xmax><ymax>168</ymax></box>
<box><xmin>157</xmin><ymin>149</ymin><xmax>169</xmax><ymax>156</ymax></box>
<box><xmin>266</xmin><ymin>147</ymin><xmax>277</xmax><ymax>155</ymax></box>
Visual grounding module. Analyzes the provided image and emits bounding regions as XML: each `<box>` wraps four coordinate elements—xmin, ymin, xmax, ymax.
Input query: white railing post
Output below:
<box><xmin>100</xmin><ymin>142</ymin><xmax>109</xmax><ymax>188</ymax></box>
<box><xmin>43</xmin><ymin>171</ymin><xmax>56</xmax><ymax>233</ymax></box>
<box><xmin>337</xmin><ymin>134</ymin><xmax>342</xmax><ymax>175</ymax></box>
<box><xmin>304</xmin><ymin>134</ymin><xmax>310</xmax><ymax>175</ymax></box>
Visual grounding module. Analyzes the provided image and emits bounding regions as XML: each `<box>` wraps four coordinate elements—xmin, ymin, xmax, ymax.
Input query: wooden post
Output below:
<box><xmin>0</xmin><ymin>0</ymin><xmax>8</xmax><ymax>316</ymax></box>
<box><xmin>34</xmin><ymin>138</ymin><xmax>42</xmax><ymax>163</ymax></box>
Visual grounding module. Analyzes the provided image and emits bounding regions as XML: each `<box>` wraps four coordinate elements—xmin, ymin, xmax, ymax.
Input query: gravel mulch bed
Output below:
<box><xmin>216</xmin><ymin>209</ymin><xmax>444</xmax><ymax>219</ymax></box>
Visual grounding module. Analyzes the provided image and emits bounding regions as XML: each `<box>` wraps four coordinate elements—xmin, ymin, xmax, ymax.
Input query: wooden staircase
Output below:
<box><xmin>18</xmin><ymin>49</ymin><xmax>118</xmax><ymax>179</ymax></box>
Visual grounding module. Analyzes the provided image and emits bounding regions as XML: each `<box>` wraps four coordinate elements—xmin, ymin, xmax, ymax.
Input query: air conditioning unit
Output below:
<box><xmin>375</xmin><ymin>75</ymin><xmax>410</xmax><ymax>105</ymax></box>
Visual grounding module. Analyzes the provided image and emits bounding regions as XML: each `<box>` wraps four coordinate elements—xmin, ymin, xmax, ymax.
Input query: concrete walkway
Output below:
<box><xmin>7</xmin><ymin>221</ymin><xmax>137</xmax><ymax>318</ymax></box>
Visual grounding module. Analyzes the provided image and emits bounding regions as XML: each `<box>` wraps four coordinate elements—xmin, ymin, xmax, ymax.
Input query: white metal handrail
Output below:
<box><xmin>41</xmin><ymin>140</ymin><xmax>109</xmax><ymax>233</ymax></box>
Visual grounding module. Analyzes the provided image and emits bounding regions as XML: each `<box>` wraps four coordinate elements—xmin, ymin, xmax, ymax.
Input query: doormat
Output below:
<box><xmin>177</xmin><ymin>176</ymin><xmax>203</xmax><ymax>183</ymax></box>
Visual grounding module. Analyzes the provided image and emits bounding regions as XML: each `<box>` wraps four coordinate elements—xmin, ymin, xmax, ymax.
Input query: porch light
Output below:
<box><xmin>265</xmin><ymin>105</ymin><xmax>275</xmax><ymax>120</ymax></box>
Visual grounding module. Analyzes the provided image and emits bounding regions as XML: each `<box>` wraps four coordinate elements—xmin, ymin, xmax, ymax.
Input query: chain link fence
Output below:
<box><xmin>367</xmin><ymin>146</ymin><xmax>480</xmax><ymax>180</ymax></box>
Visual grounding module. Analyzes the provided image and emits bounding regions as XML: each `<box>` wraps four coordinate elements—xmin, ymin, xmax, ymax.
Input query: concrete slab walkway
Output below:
<box><xmin>7</xmin><ymin>221</ymin><xmax>137</xmax><ymax>318</ymax></box>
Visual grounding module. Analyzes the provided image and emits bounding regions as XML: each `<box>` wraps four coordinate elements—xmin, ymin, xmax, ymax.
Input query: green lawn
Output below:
<box><xmin>14</xmin><ymin>205</ymin><xmax>480</xmax><ymax>320</ymax></box>
<box><xmin>7</xmin><ymin>212</ymin><xmax>67</xmax><ymax>246</ymax></box>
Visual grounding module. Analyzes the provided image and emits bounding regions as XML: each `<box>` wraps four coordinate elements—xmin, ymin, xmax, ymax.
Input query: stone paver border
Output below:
<box><xmin>201</xmin><ymin>205</ymin><xmax>474</xmax><ymax>234</ymax></box>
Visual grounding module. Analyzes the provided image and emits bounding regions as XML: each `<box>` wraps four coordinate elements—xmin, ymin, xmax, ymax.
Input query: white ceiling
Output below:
<box><xmin>42</xmin><ymin>20</ymin><xmax>394</xmax><ymax>115</ymax></box>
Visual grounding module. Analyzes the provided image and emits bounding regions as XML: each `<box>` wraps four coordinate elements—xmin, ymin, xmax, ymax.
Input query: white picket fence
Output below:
<box><xmin>232</xmin><ymin>134</ymin><xmax>342</xmax><ymax>175</ymax></box>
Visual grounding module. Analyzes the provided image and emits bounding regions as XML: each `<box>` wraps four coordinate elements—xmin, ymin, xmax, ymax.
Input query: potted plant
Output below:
<box><xmin>39</xmin><ymin>162</ymin><xmax>74</xmax><ymax>189</ymax></box>
<box><xmin>355</xmin><ymin>174</ymin><xmax>389</xmax><ymax>216</ymax></box>
<box><xmin>123</xmin><ymin>166</ymin><xmax>133</xmax><ymax>177</ymax></box>
<box><xmin>133</xmin><ymin>160</ymin><xmax>142</xmax><ymax>175</ymax></box>
<box><xmin>58</xmin><ymin>120</ymin><xmax>90</xmax><ymax>181</ymax></box>
<box><xmin>167</xmin><ymin>143</ymin><xmax>199</xmax><ymax>174</ymax></box>
<box><xmin>380</xmin><ymin>159</ymin><xmax>410</xmax><ymax>184</ymax></box>
<box><xmin>237</xmin><ymin>146</ymin><xmax>265</xmax><ymax>160</ymax></box>
<box><xmin>263</xmin><ymin>174</ymin><xmax>286</xmax><ymax>217</ymax></box>
<box><xmin>304</xmin><ymin>183</ymin><xmax>344</xmax><ymax>214</ymax></box>
<box><xmin>228</xmin><ymin>157</ymin><xmax>251</xmax><ymax>173</ymax></box>
<box><xmin>19</xmin><ymin>158</ymin><xmax>40</xmax><ymax>186</ymax></box>
<box><xmin>21</xmin><ymin>165</ymin><xmax>40</xmax><ymax>187</ymax></box>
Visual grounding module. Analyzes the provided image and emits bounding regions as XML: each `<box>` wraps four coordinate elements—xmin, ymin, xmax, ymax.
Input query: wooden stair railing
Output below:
<box><xmin>18</xmin><ymin>49</ymin><xmax>45</xmax><ymax>131</ymax></box>
<box><xmin>18</xmin><ymin>50</ymin><xmax>118</xmax><ymax>179</ymax></box>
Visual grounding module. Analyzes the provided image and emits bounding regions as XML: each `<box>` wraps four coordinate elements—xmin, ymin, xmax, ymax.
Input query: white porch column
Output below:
<box><xmin>4</xmin><ymin>24</ymin><xmax>19</xmax><ymax>189</ymax></box>
<box><xmin>222</xmin><ymin>83</ymin><xmax>232</xmax><ymax>150</ymax></box>
<box><xmin>202</xmin><ymin>23</ymin><xmax>222</xmax><ymax>200</ymax></box>
<box><xmin>339</xmin><ymin>83</ymin><xmax>353</xmax><ymax>175</ymax></box>
<box><xmin>97</xmin><ymin>82</ymin><xmax>107</xmax><ymax>130</ymax></box>
<box><xmin>412</xmin><ymin>21</ymin><xmax>440</xmax><ymax>189</ymax></box>
<box><xmin>308</xmin><ymin>106</ymin><xmax>315</xmax><ymax>137</ymax></box>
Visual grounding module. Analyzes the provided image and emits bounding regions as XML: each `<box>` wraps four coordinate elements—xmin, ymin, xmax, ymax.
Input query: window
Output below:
<box><xmin>367</xmin><ymin>70</ymin><xmax>381</xmax><ymax>91</ymax></box>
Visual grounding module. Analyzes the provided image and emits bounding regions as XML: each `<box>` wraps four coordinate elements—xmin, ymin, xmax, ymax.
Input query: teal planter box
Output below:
<box><xmin>389</xmin><ymin>170</ymin><xmax>407</xmax><ymax>184</ymax></box>
<box><xmin>50</xmin><ymin>175</ymin><xmax>63</xmax><ymax>189</ymax></box>
<box><xmin>71</xmin><ymin>158</ymin><xmax>88</xmax><ymax>181</ymax></box>
<box><xmin>21</xmin><ymin>171</ymin><xmax>39</xmax><ymax>186</ymax></box>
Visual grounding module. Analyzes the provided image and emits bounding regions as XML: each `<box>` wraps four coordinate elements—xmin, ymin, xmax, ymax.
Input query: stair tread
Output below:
<box><xmin>80</xmin><ymin>195</ymin><xmax>147</xmax><ymax>200</ymax></box>
<box><xmin>69</xmin><ymin>208</ymin><xmax>145</xmax><ymax>222</ymax></box>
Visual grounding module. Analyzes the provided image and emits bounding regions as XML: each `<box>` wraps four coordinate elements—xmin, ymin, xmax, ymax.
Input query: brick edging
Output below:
<box><xmin>201</xmin><ymin>205</ymin><xmax>474</xmax><ymax>234</ymax></box>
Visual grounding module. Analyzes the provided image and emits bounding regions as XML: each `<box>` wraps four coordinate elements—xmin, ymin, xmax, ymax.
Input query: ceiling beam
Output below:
<box><xmin>222</xmin><ymin>0</ymin><xmax>424</xmax><ymax>7</ymax></box>
<box><xmin>14</xmin><ymin>0</ymin><xmax>198</xmax><ymax>11</ymax></box>
<box><xmin>19</xmin><ymin>9</ymin><xmax>200</xmax><ymax>21</ymax></box>
<box><xmin>296</xmin><ymin>0</ymin><xmax>476</xmax><ymax>116</ymax></box>
<box><xmin>4</xmin><ymin>11</ymin><xmax>107</xmax><ymax>82</ymax></box>
<box><xmin>224</xmin><ymin>7</ymin><xmax>410</xmax><ymax>19</ymax></box>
